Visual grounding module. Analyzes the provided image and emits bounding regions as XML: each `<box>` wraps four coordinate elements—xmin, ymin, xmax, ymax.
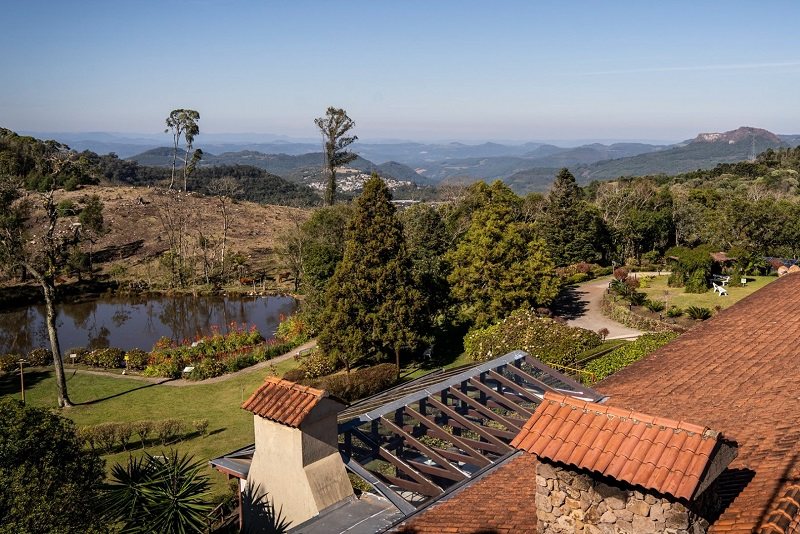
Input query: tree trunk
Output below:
<box><xmin>220</xmin><ymin>198</ymin><xmax>228</xmax><ymax>277</ymax></box>
<box><xmin>42</xmin><ymin>279</ymin><xmax>72</xmax><ymax>408</ymax></box>
<box><xmin>169</xmin><ymin>132</ymin><xmax>179</xmax><ymax>191</ymax></box>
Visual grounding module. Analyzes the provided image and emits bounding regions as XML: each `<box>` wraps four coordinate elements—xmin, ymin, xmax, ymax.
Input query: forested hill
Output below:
<box><xmin>575</xmin><ymin>127</ymin><xmax>789</xmax><ymax>182</ymax></box>
<box><xmin>127</xmin><ymin>148</ymin><xmax>435</xmax><ymax>187</ymax></box>
<box><xmin>0</xmin><ymin>128</ymin><xmax>320</xmax><ymax>207</ymax></box>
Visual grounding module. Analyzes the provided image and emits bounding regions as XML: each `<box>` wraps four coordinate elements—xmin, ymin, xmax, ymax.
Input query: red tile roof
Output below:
<box><xmin>511</xmin><ymin>392</ymin><xmax>721</xmax><ymax>500</ymax></box>
<box><xmin>401</xmin><ymin>273</ymin><xmax>800</xmax><ymax>533</ymax></box>
<box><xmin>394</xmin><ymin>453</ymin><xmax>539</xmax><ymax>534</ymax></box>
<box><xmin>241</xmin><ymin>377</ymin><xmax>333</xmax><ymax>428</ymax></box>
<box><xmin>598</xmin><ymin>273</ymin><xmax>800</xmax><ymax>533</ymax></box>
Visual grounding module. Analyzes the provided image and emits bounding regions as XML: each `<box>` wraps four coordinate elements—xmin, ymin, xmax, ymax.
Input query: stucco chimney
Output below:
<box><xmin>241</xmin><ymin>377</ymin><xmax>353</xmax><ymax>528</ymax></box>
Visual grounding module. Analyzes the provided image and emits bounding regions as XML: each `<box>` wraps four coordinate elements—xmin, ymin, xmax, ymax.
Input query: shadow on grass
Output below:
<box><xmin>73</xmin><ymin>377</ymin><xmax>175</xmax><ymax>406</ymax></box>
<box><xmin>0</xmin><ymin>370</ymin><xmax>51</xmax><ymax>397</ymax></box>
<box><xmin>208</xmin><ymin>427</ymin><xmax>226</xmax><ymax>437</ymax></box>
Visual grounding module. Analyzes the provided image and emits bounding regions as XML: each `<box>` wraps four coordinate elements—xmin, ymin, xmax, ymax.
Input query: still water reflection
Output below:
<box><xmin>0</xmin><ymin>294</ymin><xmax>297</xmax><ymax>355</ymax></box>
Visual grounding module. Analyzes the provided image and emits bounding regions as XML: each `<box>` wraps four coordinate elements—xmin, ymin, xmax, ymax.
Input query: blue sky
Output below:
<box><xmin>2</xmin><ymin>1</ymin><xmax>799</xmax><ymax>142</ymax></box>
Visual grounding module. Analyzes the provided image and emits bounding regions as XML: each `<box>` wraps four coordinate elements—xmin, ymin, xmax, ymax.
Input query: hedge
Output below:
<box><xmin>305</xmin><ymin>363</ymin><xmax>399</xmax><ymax>403</ymax></box>
<box><xmin>584</xmin><ymin>332</ymin><xmax>678</xmax><ymax>382</ymax></box>
<box><xmin>464</xmin><ymin>308</ymin><xmax>601</xmax><ymax>367</ymax></box>
<box><xmin>77</xmin><ymin>418</ymin><xmax>209</xmax><ymax>453</ymax></box>
<box><xmin>600</xmin><ymin>295</ymin><xmax>686</xmax><ymax>333</ymax></box>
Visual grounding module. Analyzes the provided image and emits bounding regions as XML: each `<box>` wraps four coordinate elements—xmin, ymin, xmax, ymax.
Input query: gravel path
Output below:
<box><xmin>552</xmin><ymin>274</ymin><xmax>666</xmax><ymax>340</ymax></box>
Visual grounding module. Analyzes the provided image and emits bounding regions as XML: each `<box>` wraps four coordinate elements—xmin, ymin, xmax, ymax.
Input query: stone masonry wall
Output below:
<box><xmin>535</xmin><ymin>461</ymin><xmax>710</xmax><ymax>534</ymax></box>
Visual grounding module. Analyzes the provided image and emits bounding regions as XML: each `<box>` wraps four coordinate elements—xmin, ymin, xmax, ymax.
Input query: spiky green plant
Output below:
<box><xmin>102</xmin><ymin>451</ymin><xmax>212</xmax><ymax>533</ymax></box>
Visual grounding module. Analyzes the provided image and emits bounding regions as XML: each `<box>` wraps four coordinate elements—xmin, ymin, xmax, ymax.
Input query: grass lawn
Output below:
<box><xmin>637</xmin><ymin>274</ymin><xmax>776</xmax><ymax>310</ymax></box>
<box><xmin>0</xmin><ymin>360</ymin><xmax>303</xmax><ymax>496</ymax></box>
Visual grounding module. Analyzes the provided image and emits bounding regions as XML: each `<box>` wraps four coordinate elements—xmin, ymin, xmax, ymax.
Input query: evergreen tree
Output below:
<box><xmin>446</xmin><ymin>181</ymin><xmax>561</xmax><ymax>327</ymax></box>
<box><xmin>540</xmin><ymin>168</ymin><xmax>607</xmax><ymax>265</ymax></box>
<box><xmin>318</xmin><ymin>176</ymin><xmax>426</xmax><ymax>375</ymax></box>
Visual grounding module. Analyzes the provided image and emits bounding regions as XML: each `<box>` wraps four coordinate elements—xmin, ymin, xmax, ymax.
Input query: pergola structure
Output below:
<box><xmin>337</xmin><ymin>350</ymin><xmax>605</xmax><ymax>512</ymax></box>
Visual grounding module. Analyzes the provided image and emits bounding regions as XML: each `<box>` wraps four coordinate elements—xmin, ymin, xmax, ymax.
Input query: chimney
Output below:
<box><xmin>241</xmin><ymin>377</ymin><xmax>353</xmax><ymax>527</ymax></box>
<box><xmin>512</xmin><ymin>393</ymin><xmax>736</xmax><ymax>533</ymax></box>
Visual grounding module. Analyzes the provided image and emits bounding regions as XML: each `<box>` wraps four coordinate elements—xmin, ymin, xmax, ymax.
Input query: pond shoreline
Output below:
<box><xmin>0</xmin><ymin>279</ymin><xmax>298</xmax><ymax>309</ymax></box>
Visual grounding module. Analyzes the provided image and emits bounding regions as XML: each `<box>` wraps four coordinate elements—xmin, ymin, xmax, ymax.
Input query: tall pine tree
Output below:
<box><xmin>318</xmin><ymin>176</ymin><xmax>426</xmax><ymax>375</ymax></box>
<box><xmin>540</xmin><ymin>168</ymin><xmax>607</xmax><ymax>265</ymax></box>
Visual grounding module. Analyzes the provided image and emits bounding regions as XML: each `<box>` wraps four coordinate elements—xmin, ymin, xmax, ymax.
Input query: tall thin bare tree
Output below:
<box><xmin>314</xmin><ymin>107</ymin><xmax>357</xmax><ymax>206</ymax></box>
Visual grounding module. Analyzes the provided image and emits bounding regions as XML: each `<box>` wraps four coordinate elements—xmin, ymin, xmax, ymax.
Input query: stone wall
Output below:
<box><xmin>535</xmin><ymin>461</ymin><xmax>710</xmax><ymax>534</ymax></box>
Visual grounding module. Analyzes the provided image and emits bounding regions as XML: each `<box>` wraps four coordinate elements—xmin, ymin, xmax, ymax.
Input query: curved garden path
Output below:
<box><xmin>552</xmin><ymin>275</ymin><xmax>654</xmax><ymax>340</ymax></box>
<box><xmin>66</xmin><ymin>339</ymin><xmax>318</xmax><ymax>386</ymax></box>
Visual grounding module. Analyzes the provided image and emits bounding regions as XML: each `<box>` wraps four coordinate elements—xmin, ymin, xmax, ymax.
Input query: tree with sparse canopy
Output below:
<box><xmin>314</xmin><ymin>107</ymin><xmax>357</xmax><ymax>205</ymax></box>
<box><xmin>165</xmin><ymin>109</ymin><xmax>201</xmax><ymax>191</ymax></box>
<box><xmin>0</xmin><ymin>154</ymin><xmax>101</xmax><ymax>407</ymax></box>
<box><xmin>318</xmin><ymin>176</ymin><xmax>426</xmax><ymax>375</ymax></box>
<box><xmin>0</xmin><ymin>398</ymin><xmax>106</xmax><ymax>533</ymax></box>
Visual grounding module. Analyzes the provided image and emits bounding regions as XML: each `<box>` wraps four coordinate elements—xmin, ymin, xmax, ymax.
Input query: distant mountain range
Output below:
<box><xmin>31</xmin><ymin>126</ymin><xmax>800</xmax><ymax>194</ymax></box>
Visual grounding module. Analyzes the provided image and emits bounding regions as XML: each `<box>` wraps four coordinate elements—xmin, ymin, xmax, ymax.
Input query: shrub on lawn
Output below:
<box><xmin>27</xmin><ymin>348</ymin><xmax>53</xmax><ymax>366</ymax></box>
<box><xmin>193</xmin><ymin>419</ymin><xmax>210</xmax><ymax>437</ymax></box>
<box><xmin>156</xmin><ymin>419</ymin><xmax>185</xmax><ymax>445</ymax></box>
<box><xmin>464</xmin><ymin>308</ymin><xmax>601</xmax><ymax>367</ymax></box>
<box><xmin>644</xmin><ymin>300</ymin><xmax>665</xmax><ymax>313</ymax></box>
<box><xmin>585</xmin><ymin>332</ymin><xmax>678</xmax><ymax>382</ymax></box>
<box><xmin>133</xmin><ymin>421</ymin><xmax>153</xmax><ymax>447</ymax></box>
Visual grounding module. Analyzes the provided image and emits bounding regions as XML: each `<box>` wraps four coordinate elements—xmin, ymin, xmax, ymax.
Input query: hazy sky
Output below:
<box><xmin>2</xmin><ymin>1</ymin><xmax>799</xmax><ymax>142</ymax></box>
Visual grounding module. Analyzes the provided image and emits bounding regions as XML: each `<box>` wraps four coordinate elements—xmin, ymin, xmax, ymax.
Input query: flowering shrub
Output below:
<box><xmin>0</xmin><ymin>353</ymin><xmax>20</xmax><ymax>373</ymax></box>
<box><xmin>275</xmin><ymin>314</ymin><xmax>310</xmax><ymax>346</ymax></box>
<box><xmin>125</xmin><ymin>349</ymin><xmax>149</xmax><ymax>370</ymax></box>
<box><xmin>464</xmin><ymin>308</ymin><xmax>601</xmax><ymax>366</ymax></box>
<box><xmin>85</xmin><ymin>348</ymin><xmax>126</xmax><ymax>369</ymax></box>
<box><xmin>299</xmin><ymin>351</ymin><xmax>337</xmax><ymax>379</ymax></box>
<box><xmin>27</xmin><ymin>348</ymin><xmax>53</xmax><ymax>366</ymax></box>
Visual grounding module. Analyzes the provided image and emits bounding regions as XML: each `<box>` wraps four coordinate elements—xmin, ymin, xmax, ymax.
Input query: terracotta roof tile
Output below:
<box><xmin>596</xmin><ymin>273</ymin><xmax>800</xmax><ymax>533</ymax></box>
<box><xmin>510</xmin><ymin>392</ymin><xmax>721</xmax><ymax>500</ymax></box>
<box><xmin>241</xmin><ymin>376</ymin><xmax>336</xmax><ymax>428</ymax></box>
<box><xmin>394</xmin><ymin>454</ymin><xmax>539</xmax><ymax>534</ymax></box>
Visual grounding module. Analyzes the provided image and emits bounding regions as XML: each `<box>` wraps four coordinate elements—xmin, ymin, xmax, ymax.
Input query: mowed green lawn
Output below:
<box><xmin>0</xmin><ymin>357</ymin><xmax>301</xmax><ymax>495</ymax></box>
<box><xmin>638</xmin><ymin>274</ymin><xmax>776</xmax><ymax>310</ymax></box>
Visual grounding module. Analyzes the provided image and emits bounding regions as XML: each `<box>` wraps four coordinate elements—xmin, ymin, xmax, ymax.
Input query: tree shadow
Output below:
<box><xmin>73</xmin><ymin>379</ymin><xmax>173</xmax><ymax>406</ymax></box>
<box><xmin>551</xmin><ymin>285</ymin><xmax>589</xmax><ymax>321</ymax></box>
<box><xmin>0</xmin><ymin>370</ymin><xmax>51</xmax><ymax>397</ymax></box>
<box><xmin>208</xmin><ymin>427</ymin><xmax>226</xmax><ymax>437</ymax></box>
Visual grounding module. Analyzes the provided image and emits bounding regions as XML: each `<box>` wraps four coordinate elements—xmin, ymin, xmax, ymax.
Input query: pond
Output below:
<box><xmin>0</xmin><ymin>294</ymin><xmax>298</xmax><ymax>356</ymax></box>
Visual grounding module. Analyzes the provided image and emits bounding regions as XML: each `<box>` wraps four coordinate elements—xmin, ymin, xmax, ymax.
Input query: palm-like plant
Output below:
<box><xmin>102</xmin><ymin>451</ymin><xmax>212</xmax><ymax>533</ymax></box>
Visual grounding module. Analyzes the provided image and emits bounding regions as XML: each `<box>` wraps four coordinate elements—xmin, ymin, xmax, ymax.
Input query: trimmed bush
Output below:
<box><xmin>27</xmin><ymin>348</ymin><xmax>53</xmax><ymax>366</ymax></box>
<box><xmin>93</xmin><ymin>423</ymin><xmax>118</xmax><ymax>451</ymax></box>
<box><xmin>133</xmin><ymin>421</ymin><xmax>153</xmax><ymax>447</ymax></box>
<box><xmin>585</xmin><ymin>332</ymin><xmax>678</xmax><ymax>382</ymax></box>
<box><xmin>156</xmin><ymin>419</ymin><xmax>185</xmax><ymax>445</ymax></box>
<box><xmin>282</xmin><ymin>368</ymin><xmax>307</xmax><ymax>382</ymax></box>
<box><xmin>115</xmin><ymin>423</ymin><xmax>134</xmax><ymax>451</ymax></box>
<box><xmin>310</xmin><ymin>363</ymin><xmax>398</xmax><ymax>403</ymax></box>
<box><xmin>193</xmin><ymin>419</ymin><xmax>210</xmax><ymax>436</ymax></box>
<box><xmin>464</xmin><ymin>308</ymin><xmax>601</xmax><ymax>367</ymax></box>
<box><xmin>125</xmin><ymin>348</ymin><xmax>149</xmax><ymax>370</ymax></box>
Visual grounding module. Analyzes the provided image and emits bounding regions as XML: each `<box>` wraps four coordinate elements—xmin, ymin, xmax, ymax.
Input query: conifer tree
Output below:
<box><xmin>318</xmin><ymin>176</ymin><xmax>425</xmax><ymax>375</ymax></box>
<box><xmin>540</xmin><ymin>168</ymin><xmax>607</xmax><ymax>265</ymax></box>
<box><xmin>447</xmin><ymin>181</ymin><xmax>560</xmax><ymax>327</ymax></box>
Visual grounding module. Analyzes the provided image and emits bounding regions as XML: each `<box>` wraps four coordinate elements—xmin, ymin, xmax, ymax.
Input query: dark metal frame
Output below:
<box><xmin>338</xmin><ymin>350</ymin><xmax>604</xmax><ymax>508</ymax></box>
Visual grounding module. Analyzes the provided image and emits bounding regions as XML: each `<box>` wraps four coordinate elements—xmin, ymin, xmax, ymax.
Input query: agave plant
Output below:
<box><xmin>101</xmin><ymin>451</ymin><xmax>212</xmax><ymax>533</ymax></box>
<box><xmin>241</xmin><ymin>481</ymin><xmax>292</xmax><ymax>534</ymax></box>
<box><xmin>686</xmin><ymin>306</ymin><xmax>713</xmax><ymax>321</ymax></box>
